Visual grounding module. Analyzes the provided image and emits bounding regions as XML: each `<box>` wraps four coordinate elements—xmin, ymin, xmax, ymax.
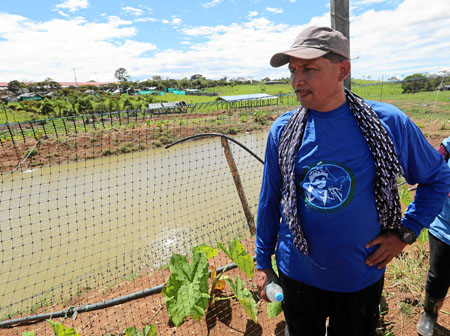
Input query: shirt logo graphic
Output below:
<box><xmin>300</xmin><ymin>162</ymin><xmax>354</xmax><ymax>212</ymax></box>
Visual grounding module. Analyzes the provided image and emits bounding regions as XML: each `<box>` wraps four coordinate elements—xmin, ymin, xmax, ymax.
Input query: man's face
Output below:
<box><xmin>288</xmin><ymin>56</ymin><xmax>348</xmax><ymax>112</ymax></box>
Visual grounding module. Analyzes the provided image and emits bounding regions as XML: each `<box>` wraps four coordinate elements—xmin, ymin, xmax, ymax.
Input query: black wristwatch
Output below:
<box><xmin>396</xmin><ymin>226</ymin><xmax>417</xmax><ymax>244</ymax></box>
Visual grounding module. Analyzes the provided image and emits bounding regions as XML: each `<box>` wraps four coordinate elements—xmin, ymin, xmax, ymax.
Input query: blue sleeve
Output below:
<box><xmin>398</xmin><ymin>119</ymin><xmax>450</xmax><ymax>235</ymax></box>
<box><xmin>442</xmin><ymin>136</ymin><xmax>450</xmax><ymax>153</ymax></box>
<box><xmin>255</xmin><ymin>126</ymin><xmax>282</xmax><ymax>270</ymax></box>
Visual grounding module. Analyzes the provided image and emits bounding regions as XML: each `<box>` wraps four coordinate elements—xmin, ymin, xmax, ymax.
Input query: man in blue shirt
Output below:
<box><xmin>255</xmin><ymin>26</ymin><xmax>450</xmax><ymax>335</ymax></box>
<box><xmin>417</xmin><ymin>136</ymin><xmax>450</xmax><ymax>336</ymax></box>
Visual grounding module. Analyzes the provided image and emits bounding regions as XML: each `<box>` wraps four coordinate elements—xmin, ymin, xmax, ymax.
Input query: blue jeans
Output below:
<box><xmin>426</xmin><ymin>232</ymin><xmax>450</xmax><ymax>299</ymax></box>
<box><xmin>279</xmin><ymin>271</ymin><xmax>384</xmax><ymax>336</ymax></box>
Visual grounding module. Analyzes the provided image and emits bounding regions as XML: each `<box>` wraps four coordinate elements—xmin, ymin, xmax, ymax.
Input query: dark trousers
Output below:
<box><xmin>279</xmin><ymin>271</ymin><xmax>384</xmax><ymax>336</ymax></box>
<box><xmin>426</xmin><ymin>232</ymin><xmax>450</xmax><ymax>299</ymax></box>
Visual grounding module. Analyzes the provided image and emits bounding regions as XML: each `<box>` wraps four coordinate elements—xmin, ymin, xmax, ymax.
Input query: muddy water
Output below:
<box><xmin>0</xmin><ymin>132</ymin><xmax>267</xmax><ymax>314</ymax></box>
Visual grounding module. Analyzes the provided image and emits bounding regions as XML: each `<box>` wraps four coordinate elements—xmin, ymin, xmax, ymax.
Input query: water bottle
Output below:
<box><xmin>265</xmin><ymin>282</ymin><xmax>284</xmax><ymax>302</ymax></box>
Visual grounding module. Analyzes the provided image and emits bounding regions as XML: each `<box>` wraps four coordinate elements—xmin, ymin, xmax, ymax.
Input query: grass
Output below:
<box><xmin>385</xmin><ymin>232</ymin><xmax>429</xmax><ymax>296</ymax></box>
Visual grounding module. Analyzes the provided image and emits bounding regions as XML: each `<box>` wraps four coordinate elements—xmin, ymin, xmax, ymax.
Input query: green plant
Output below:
<box><xmin>47</xmin><ymin>319</ymin><xmax>81</xmax><ymax>336</ymax></box>
<box><xmin>118</xmin><ymin>142</ymin><xmax>135</xmax><ymax>153</ymax></box>
<box><xmin>162</xmin><ymin>240</ymin><xmax>257</xmax><ymax>327</ymax></box>
<box><xmin>253</xmin><ymin>110</ymin><xmax>266</xmax><ymax>125</ymax></box>
<box><xmin>21</xmin><ymin>332</ymin><xmax>35</xmax><ymax>336</ymax></box>
<box><xmin>24</xmin><ymin>146</ymin><xmax>38</xmax><ymax>158</ymax></box>
<box><xmin>399</xmin><ymin>183</ymin><xmax>413</xmax><ymax>208</ymax></box>
<box><xmin>227</xmin><ymin>126</ymin><xmax>238</xmax><ymax>135</ymax></box>
<box><xmin>399</xmin><ymin>301</ymin><xmax>413</xmax><ymax>317</ymax></box>
<box><xmin>125</xmin><ymin>324</ymin><xmax>158</xmax><ymax>336</ymax></box>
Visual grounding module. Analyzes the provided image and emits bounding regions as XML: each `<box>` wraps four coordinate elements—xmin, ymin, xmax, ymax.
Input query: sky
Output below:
<box><xmin>0</xmin><ymin>0</ymin><xmax>449</xmax><ymax>83</ymax></box>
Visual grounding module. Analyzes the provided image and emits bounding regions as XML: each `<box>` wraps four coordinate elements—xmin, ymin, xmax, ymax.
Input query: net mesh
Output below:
<box><xmin>0</xmin><ymin>85</ymin><xmax>449</xmax><ymax>335</ymax></box>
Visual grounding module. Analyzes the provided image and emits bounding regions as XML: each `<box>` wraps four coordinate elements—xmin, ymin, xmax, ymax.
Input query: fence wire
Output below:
<box><xmin>0</xmin><ymin>87</ymin><xmax>449</xmax><ymax>335</ymax></box>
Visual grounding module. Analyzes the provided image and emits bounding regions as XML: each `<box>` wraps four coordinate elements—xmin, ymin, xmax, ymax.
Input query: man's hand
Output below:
<box><xmin>255</xmin><ymin>268</ymin><xmax>277</xmax><ymax>302</ymax></box>
<box><xmin>365</xmin><ymin>231</ymin><xmax>408</xmax><ymax>269</ymax></box>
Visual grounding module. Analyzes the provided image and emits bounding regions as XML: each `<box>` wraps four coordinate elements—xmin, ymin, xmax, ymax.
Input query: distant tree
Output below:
<box><xmin>178</xmin><ymin>78</ymin><xmax>190</xmax><ymax>89</ymax></box>
<box><xmin>77</xmin><ymin>96</ymin><xmax>94</xmax><ymax>115</ymax></box>
<box><xmin>402</xmin><ymin>73</ymin><xmax>427</xmax><ymax>93</ymax></box>
<box><xmin>19</xmin><ymin>100</ymin><xmax>41</xmax><ymax>118</ymax></box>
<box><xmin>190</xmin><ymin>74</ymin><xmax>205</xmax><ymax>81</ymax></box>
<box><xmin>123</xmin><ymin>97</ymin><xmax>134</xmax><ymax>111</ymax></box>
<box><xmin>40</xmin><ymin>78</ymin><xmax>61</xmax><ymax>91</ymax></box>
<box><xmin>40</xmin><ymin>98</ymin><xmax>54</xmax><ymax>116</ymax></box>
<box><xmin>114</xmin><ymin>68</ymin><xmax>130</xmax><ymax>82</ymax></box>
<box><xmin>53</xmin><ymin>99</ymin><xmax>66</xmax><ymax>117</ymax></box>
<box><xmin>7</xmin><ymin>80</ymin><xmax>22</xmax><ymax>94</ymax></box>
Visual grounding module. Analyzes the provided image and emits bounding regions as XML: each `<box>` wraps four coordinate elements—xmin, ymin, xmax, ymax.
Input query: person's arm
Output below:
<box><xmin>438</xmin><ymin>136</ymin><xmax>450</xmax><ymax>162</ymax></box>
<box><xmin>438</xmin><ymin>144</ymin><xmax>449</xmax><ymax>162</ymax></box>
<box><xmin>254</xmin><ymin>126</ymin><xmax>283</xmax><ymax>296</ymax></box>
<box><xmin>255</xmin><ymin>128</ymin><xmax>282</xmax><ymax>269</ymax></box>
<box><xmin>400</xmin><ymin>122</ymin><xmax>450</xmax><ymax>235</ymax></box>
<box><xmin>366</xmin><ymin>117</ymin><xmax>450</xmax><ymax>269</ymax></box>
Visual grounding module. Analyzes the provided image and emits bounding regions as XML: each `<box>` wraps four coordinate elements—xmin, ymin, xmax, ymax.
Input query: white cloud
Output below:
<box><xmin>122</xmin><ymin>7</ymin><xmax>144</xmax><ymax>16</ymax></box>
<box><xmin>135</xmin><ymin>17</ymin><xmax>158</xmax><ymax>23</ymax></box>
<box><xmin>266</xmin><ymin>7</ymin><xmax>283</xmax><ymax>14</ymax></box>
<box><xmin>353</xmin><ymin>0</ymin><xmax>388</xmax><ymax>6</ymax></box>
<box><xmin>172</xmin><ymin>17</ymin><xmax>182</xmax><ymax>26</ymax></box>
<box><xmin>140</xmin><ymin>16</ymin><xmax>328</xmax><ymax>80</ymax></box>
<box><xmin>55</xmin><ymin>0</ymin><xmax>89</xmax><ymax>13</ymax></box>
<box><xmin>0</xmin><ymin>14</ymin><xmax>156</xmax><ymax>82</ymax></box>
<box><xmin>289</xmin><ymin>0</ymin><xmax>297</xmax><ymax>3</ymax></box>
<box><xmin>57</xmin><ymin>10</ymin><xmax>70</xmax><ymax>18</ymax></box>
<box><xmin>1</xmin><ymin>0</ymin><xmax>449</xmax><ymax>82</ymax></box>
<box><xmin>349</xmin><ymin>0</ymin><xmax>450</xmax><ymax>79</ymax></box>
<box><xmin>248</xmin><ymin>11</ymin><xmax>258</xmax><ymax>17</ymax></box>
<box><xmin>203</xmin><ymin>0</ymin><xmax>223</xmax><ymax>8</ymax></box>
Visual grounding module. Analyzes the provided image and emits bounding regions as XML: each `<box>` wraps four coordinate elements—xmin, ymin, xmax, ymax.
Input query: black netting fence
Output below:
<box><xmin>0</xmin><ymin>86</ymin><xmax>449</xmax><ymax>335</ymax></box>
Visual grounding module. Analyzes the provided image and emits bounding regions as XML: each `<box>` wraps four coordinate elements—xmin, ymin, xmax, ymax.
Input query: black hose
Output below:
<box><xmin>165</xmin><ymin>133</ymin><xmax>264</xmax><ymax>165</ymax></box>
<box><xmin>0</xmin><ymin>257</ymin><xmax>255</xmax><ymax>328</ymax></box>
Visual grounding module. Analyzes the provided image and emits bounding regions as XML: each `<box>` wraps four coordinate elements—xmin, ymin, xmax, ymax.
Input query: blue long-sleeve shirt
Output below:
<box><xmin>255</xmin><ymin>100</ymin><xmax>450</xmax><ymax>292</ymax></box>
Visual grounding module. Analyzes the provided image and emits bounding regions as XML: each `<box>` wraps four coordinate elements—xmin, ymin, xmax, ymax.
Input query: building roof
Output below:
<box><xmin>58</xmin><ymin>82</ymin><xmax>118</xmax><ymax>87</ymax></box>
<box><xmin>216</xmin><ymin>93</ymin><xmax>278</xmax><ymax>102</ymax></box>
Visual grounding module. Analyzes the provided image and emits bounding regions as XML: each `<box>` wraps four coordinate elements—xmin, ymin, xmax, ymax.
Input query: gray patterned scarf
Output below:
<box><xmin>278</xmin><ymin>89</ymin><xmax>404</xmax><ymax>255</ymax></box>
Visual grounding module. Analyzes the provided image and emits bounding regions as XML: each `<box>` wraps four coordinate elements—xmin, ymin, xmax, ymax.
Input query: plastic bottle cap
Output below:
<box><xmin>274</xmin><ymin>292</ymin><xmax>284</xmax><ymax>302</ymax></box>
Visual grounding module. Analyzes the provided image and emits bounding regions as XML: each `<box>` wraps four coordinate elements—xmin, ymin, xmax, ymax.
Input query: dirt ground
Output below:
<box><xmin>1</xmin><ymin>109</ymin><xmax>449</xmax><ymax>335</ymax></box>
<box><xmin>2</xmin><ymin>239</ymin><xmax>450</xmax><ymax>336</ymax></box>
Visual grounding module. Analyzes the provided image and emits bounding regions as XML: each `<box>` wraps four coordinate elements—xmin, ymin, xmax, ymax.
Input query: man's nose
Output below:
<box><xmin>290</xmin><ymin>71</ymin><xmax>304</xmax><ymax>86</ymax></box>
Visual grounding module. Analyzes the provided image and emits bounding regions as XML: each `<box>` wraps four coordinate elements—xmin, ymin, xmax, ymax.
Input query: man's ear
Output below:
<box><xmin>338</xmin><ymin>60</ymin><xmax>351</xmax><ymax>81</ymax></box>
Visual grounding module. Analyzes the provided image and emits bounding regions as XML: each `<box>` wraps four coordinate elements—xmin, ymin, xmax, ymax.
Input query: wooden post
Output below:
<box><xmin>330</xmin><ymin>0</ymin><xmax>351</xmax><ymax>90</ymax></box>
<box><xmin>221</xmin><ymin>136</ymin><xmax>256</xmax><ymax>235</ymax></box>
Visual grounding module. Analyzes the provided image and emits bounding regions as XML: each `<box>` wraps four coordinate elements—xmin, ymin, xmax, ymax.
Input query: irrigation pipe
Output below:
<box><xmin>0</xmin><ymin>257</ymin><xmax>255</xmax><ymax>328</ymax></box>
<box><xmin>165</xmin><ymin>133</ymin><xmax>265</xmax><ymax>165</ymax></box>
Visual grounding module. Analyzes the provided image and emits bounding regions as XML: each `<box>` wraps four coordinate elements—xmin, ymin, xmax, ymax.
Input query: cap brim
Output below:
<box><xmin>270</xmin><ymin>48</ymin><xmax>329</xmax><ymax>67</ymax></box>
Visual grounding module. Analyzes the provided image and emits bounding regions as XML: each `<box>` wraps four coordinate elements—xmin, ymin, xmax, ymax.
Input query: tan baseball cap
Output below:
<box><xmin>270</xmin><ymin>26</ymin><xmax>350</xmax><ymax>67</ymax></box>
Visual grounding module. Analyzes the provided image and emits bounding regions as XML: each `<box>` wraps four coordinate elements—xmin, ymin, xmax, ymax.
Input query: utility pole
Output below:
<box><xmin>73</xmin><ymin>68</ymin><xmax>79</xmax><ymax>87</ymax></box>
<box><xmin>330</xmin><ymin>0</ymin><xmax>351</xmax><ymax>89</ymax></box>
